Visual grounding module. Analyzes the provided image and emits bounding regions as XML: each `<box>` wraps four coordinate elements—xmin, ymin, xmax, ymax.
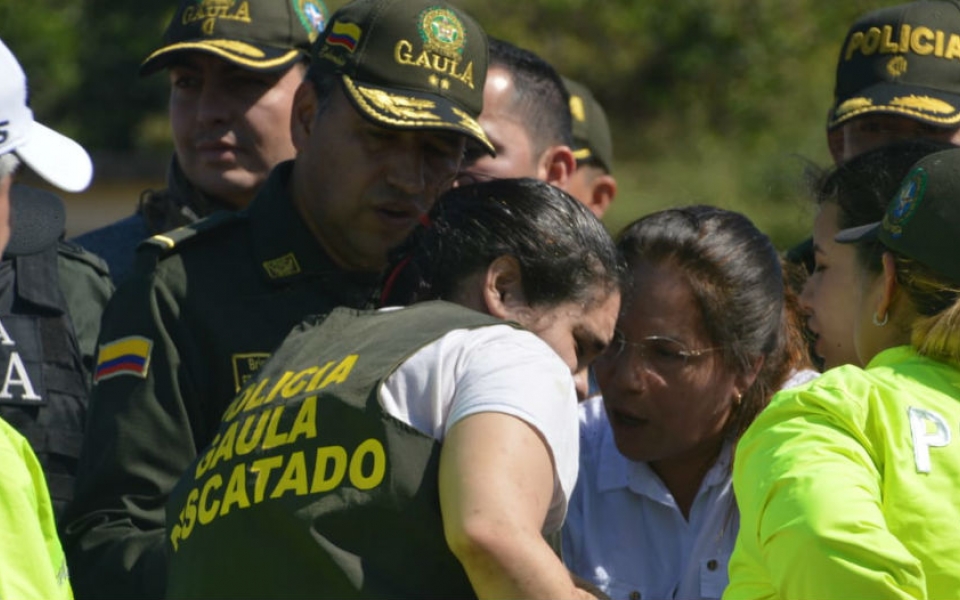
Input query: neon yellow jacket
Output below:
<box><xmin>0</xmin><ymin>416</ymin><xmax>72</xmax><ymax>599</ymax></box>
<box><xmin>725</xmin><ymin>346</ymin><xmax>960</xmax><ymax>600</ymax></box>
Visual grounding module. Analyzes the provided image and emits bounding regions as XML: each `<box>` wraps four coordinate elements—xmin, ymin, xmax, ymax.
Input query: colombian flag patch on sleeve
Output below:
<box><xmin>94</xmin><ymin>336</ymin><xmax>153</xmax><ymax>383</ymax></box>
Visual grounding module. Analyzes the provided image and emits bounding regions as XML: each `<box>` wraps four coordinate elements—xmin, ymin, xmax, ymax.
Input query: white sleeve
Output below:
<box><xmin>380</xmin><ymin>324</ymin><xmax>580</xmax><ymax>531</ymax></box>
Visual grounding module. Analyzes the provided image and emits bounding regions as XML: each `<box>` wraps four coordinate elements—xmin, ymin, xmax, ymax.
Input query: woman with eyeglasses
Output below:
<box><xmin>562</xmin><ymin>206</ymin><xmax>817</xmax><ymax>600</ymax></box>
<box><xmin>725</xmin><ymin>149</ymin><xmax>960</xmax><ymax>598</ymax></box>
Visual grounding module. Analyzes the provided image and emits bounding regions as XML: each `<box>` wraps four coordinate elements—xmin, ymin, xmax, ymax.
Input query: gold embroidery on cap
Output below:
<box><xmin>451</xmin><ymin>106</ymin><xmax>487</xmax><ymax>141</ymax></box>
<box><xmin>262</xmin><ymin>253</ymin><xmax>301</xmax><ymax>279</ymax></box>
<box><xmin>890</xmin><ymin>95</ymin><xmax>956</xmax><ymax>114</ymax></box>
<box><xmin>835</xmin><ymin>97</ymin><xmax>874</xmax><ymax>117</ymax></box>
<box><xmin>570</xmin><ymin>95</ymin><xmax>586</xmax><ymax>123</ymax></box>
<box><xmin>887</xmin><ymin>55</ymin><xmax>908</xmax><ymax>78</ymax></box>
<box><xmin>358</xmin><ymin>87</ymin><xmax>441</xmax><ymax>121</ymax></box>
<box><xmin>182</xmin><ymin>0</ymin><xmax>253</xmax><ymax>36</ymax></box>
<box><xmin>419</xmin><ymin>8</ymin><xmax>466</xmax><ymax>60</ymax></box>
<box><xmin>203</xmin><ymin>39</ymin><xmax>266</xmax><ymax>58</ymax></box>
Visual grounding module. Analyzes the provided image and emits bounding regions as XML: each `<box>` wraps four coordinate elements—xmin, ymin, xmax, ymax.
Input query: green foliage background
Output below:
<box><xmin>0</xmin><ymin>0</ymin><xmax>903</xmax><ymax>248</ymax></box>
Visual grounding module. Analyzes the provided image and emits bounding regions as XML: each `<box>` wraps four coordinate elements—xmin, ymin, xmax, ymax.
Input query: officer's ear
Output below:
<box><xmin>585</xmin><ymin>172</ymin><xmax>617</xmax><ymax>219</ymax></box>
<box><xmin>291</xmin><ymin>81</ymin><xmax>319</xmax><ymax>151</ymax></box>
<box><xmin>537</xmin><ymin>145</ymin><xmax>577</xmax><ymax>189</ymax></box>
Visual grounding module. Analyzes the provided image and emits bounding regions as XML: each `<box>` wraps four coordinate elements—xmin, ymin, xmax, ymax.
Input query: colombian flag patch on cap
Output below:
<box><xmin>94</xmin><ymin>336</ymin><xmax>153</xmax><ymax>383</ymax></box>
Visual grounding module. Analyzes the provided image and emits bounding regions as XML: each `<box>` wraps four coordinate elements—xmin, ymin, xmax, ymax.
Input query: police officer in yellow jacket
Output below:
<box><xmin>726</xmin><ymin>147</ymin><xmax>960</xmax><ymax>599</ymax></box>
<box><xmin>61</xmin><ymin>1</ymin><xmax>494</xmax><ymax>598</ymax></box>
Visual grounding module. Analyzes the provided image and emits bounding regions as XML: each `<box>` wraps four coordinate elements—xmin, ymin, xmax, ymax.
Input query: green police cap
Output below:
<box><xmin>562</xmin><ymin>76</ymin><xmax>613</xmax><ymax>173</ymax></box>
<box><xmin>312</xmin><ymin>0</ymin><xmax>493</xmax><ymax>155</ymax></box>
<box><xmin>140</xmin><ymin>0</ymin><xmax>328</xmax><ymax>75</ymax></box>
<box><xmin>828</xmin><ymin>0</ymin><xmax>960</xmax><ymax>130</ymax></box>
<box><xmin>835</xmin><ymin>146</ymin><xmax>960</xmax><ymax>283</ymax></box>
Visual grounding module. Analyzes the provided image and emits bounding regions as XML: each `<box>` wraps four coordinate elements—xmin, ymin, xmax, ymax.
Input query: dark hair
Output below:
<box><xmin>488</xmin><ymin>38</ymin><xmax>574</xmax><ymax>155</ymax></box>
<box><xmin>813</xmin><ymin>139</ymin><xmax>954</xmax><ymax>275</ymax></box>
<box><xmin>616</xmin><ymin>206</ymin><xmax>794</xmax><ymax>440</ymax></box>
<box><xmin>303</xmin><ymin>65</ymin><xmax>339</xmax><ymax>117</ymax></box>
<box><xmin>379</xmin><ymin>178</ymin><xmax>623</xmax><ymax>308</ymax></box>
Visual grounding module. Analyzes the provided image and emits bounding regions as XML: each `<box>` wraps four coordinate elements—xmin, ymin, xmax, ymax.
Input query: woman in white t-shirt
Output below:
<box><xmin>164</xmin><ymin>178</ymin><xmax>622</xmax><ymax>600</ymax></box>
<box><xmin>562</xmin><ymin>206</ymin><xmax>817</xmax><ymax>600</ymax></box>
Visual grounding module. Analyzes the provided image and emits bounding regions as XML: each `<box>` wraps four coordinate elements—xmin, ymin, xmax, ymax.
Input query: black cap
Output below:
<box><xmin>829</xmin><ymin>0</ymin><xmax>960</xmax><ymax>130</ymax></box>
<box><xmin>140</xmin><ymin>0</ymin><xmax>328</xmax><ymax>75</ymax></box>
<box><xmin>563</xmin><ymin>76</ymin><xmax>614</xmax><ymax>173</ymax></box>
<box><xmin>835</xmin><ymin>146</ymin><xmax>960</xmax><ymax>282</ymax></box>
<box><xmin>312</xmin><ymin>0</ymin><xmax>493</xmax><ymax>155</ymax></box>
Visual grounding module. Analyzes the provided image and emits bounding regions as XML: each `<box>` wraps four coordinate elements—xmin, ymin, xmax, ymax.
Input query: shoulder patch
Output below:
<box><xmin>137</xmin><ymin>210</ymin><xmax>244</xmax><ymax>256</ymax></box>
<box><xmin>94</xmin><ymin>336</ymin><xmax>153</xmax><ymax>383</ymax></box>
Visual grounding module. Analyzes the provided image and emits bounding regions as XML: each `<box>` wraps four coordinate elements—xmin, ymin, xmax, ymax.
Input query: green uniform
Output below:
<box><xmin>0</xmin><ymin>414</ymin><xmax>73</xmax><ymax>600</ymax></box>
<box><xmin>62</xmin><ymin>161</ymin><xmax>379</xmax><ymax>600</ymax></box>
<box><xmin>726</xmin><ymin>346</ymin><xmax>960</xmax><ymax>600</ymax></box>
<box><xmin>166</xmin><ymin>302</ymin><xmax>502</xmax><ymax>599</ymax></box>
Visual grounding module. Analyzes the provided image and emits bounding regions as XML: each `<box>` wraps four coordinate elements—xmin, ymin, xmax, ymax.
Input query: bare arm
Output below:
<box><xmin>439</xmin><ymin>412</ymin><xmax>593</xmax><ymax>600</ymax></box>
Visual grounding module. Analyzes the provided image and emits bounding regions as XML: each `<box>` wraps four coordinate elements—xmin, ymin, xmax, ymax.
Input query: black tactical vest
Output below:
<box><xmin>166</xmin><ymin>302</ymin><xmax>508</xmax><ymax>599</ymax></box>
<box><xmin>0</xmin><ymin>245</ymin><xmax>88</xmax><ymax>518</ymax></box>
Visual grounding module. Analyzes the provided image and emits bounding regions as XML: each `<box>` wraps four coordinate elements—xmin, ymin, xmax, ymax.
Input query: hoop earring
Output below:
<box><xmin>872</xmin><ymin>311</ymin><xmax>889</xmax><ymax>327</ymax></box>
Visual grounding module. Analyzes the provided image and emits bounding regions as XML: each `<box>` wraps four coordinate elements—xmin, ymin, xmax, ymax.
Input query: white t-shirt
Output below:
<box><xmin>379</xmin><ymin>323</ymin><xmax>580</xmax><ymax>532</ymax></box>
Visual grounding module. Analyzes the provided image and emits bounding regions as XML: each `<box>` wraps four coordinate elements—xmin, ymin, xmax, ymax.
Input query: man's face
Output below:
<box><xmin>291</xmin><ymin>82</ymin><xmax>466</xmax><ymax>272</ymax></box>
<box><xmin>836</xmin><ymin>114</ymin><xmax>960</xmax><ymax>163</ymax></box>
<box><xmin>168</xmin><ymin>53</ymin><xmax>303</xmax><ymax>209</ymax></box>
<box><xmin>456</xmin><ymin>66</ymin><xmax>539</xmax><ymax>184</ymax></box>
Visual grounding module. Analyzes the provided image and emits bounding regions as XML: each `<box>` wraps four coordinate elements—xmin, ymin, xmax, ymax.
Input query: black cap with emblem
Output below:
<box><xmin>140</xmin><ymin>0</ymin><xmax>329</xmax><ymax>75</ymax></box>
<box><xmin>563</xmin><ymin>76</ymin><xmax>614</xmax><ymax>173</ymax></box>
<box><xmin>835</xmin><ymin>146</ymin><xmax>960</xmax><ymax>283</ymax></box>
<box><xmin>311</xmin><ymin>0</ymin><xmax>493</xmax><ymax>155</ymax></box>
<box><xmin>829</xmin><ymin>0</ymin><xmax>960</xmax><ymax>130</ymax></box>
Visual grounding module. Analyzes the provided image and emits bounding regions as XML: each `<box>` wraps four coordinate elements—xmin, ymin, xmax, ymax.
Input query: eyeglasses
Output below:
<box><xmin>595</xmin><ymin>331</ymin><xmax>721</xmax><ymax>376</ymax></box>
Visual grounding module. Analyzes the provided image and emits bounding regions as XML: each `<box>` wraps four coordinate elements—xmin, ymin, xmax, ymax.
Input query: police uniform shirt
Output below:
<box><xmin>62</xmin><ymin>160</ymin><xmax>379</xmax><ymax>600</ymax></box>
<box><xmin>164</xmin><ymin>302</ymin><xmax>580</xmax><ymax>598</ymax></box>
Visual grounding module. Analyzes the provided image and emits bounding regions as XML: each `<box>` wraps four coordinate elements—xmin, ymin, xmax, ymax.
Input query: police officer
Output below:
<box><xmin>72</xmin><ymin>0</ymin><xmax>329</xmax><ymax>283</ymax></box>
<box><xmin>0</xmin><ymin>37</ymin><xmax>103</xmax><ymax>599</ymax></box>
<box><xmin>164</xmin><ymin>178</ymin><xmax>622</xmax><ymax>599</ymax></box>
<box><xmin>61</xmin><ymin>1</ymin><xmax>493</xmax><ymax>598</ymax></box>
<box><xmin>563</xmin><ymin>76</ymin><xmax>618</xmax><ymax>218</ymax></box>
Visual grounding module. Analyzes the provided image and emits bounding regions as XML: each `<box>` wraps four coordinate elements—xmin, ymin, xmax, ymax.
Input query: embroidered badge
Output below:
<box><xmin>419</xmin><ymin>7</ymin><xmax>466</xmax><ymax>60</ymax></box>
<box><xmin>887</xmin><ymin>55</ymin><xmax>908</xmax><ymax>78</ymax></box>
<box><xmin>883</xmin><ymin>167</ymin><xmax>927</xmax><ymax>239</ymax></box>
<box><xmin>94</xmin><ymin>336</ymin><xmax>153</xmax><ymax>383</ymax></box>
<box><xmin>327</xmin><ymin>20</ymin><xmax>362</xmax><ymax>52</ymax></box>
<box><xmin>232</xmin><ymin>353</ymin><xmax>270</xmax><ymax>391</ymax></box>
<box><xmin>262</xmin><ymin>253</ymin><xmax>302</xmax><ymax>279</ymax></box>
<box><xmin>294</xmin><ymin>0</ymin><xmax>327</xmax><ymax>39</ymax></box>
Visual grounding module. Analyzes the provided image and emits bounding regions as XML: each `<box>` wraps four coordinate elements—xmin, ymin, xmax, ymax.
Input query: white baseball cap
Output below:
<box><xmin>0</xmin><ymin>39</ymin><xmax>92</xmax><ymax>192</ymax></box>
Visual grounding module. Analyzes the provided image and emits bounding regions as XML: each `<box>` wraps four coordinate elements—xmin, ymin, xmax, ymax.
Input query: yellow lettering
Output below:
<box><xmin>282</xmin><ymin>367</ymin><xmax>317</xmax><ymax>398</ymax></box>
<box><xmin>262</xmin><ymin>405</ymin><xmax>288</xmax><ymax>449</ymax></box>
<box><xmin>845</xmin><ymin>31</ymin><xmax>865</xmax><ymax>61</ymax></box>
<box><xmin>395</xmin><ymin>40</ymin><xmax>414</xmax><ymax>65</ymax></box>
<box><xmin>937</xmin><ymin>29</ymin><xmax>946</xmax><ymax>57</ymax></box>
<box><xmin>202</xmin><ymin>18</ymin><xmax>215</xmax><ymax>36</ymax></box>
<box><xmin>234</xmin><ymin>1</ymin><xmax>250</xmax><ymax>22</ymax></box>
<box><xmin>901</xmin><ymin>25</ymin><xmax>912</xmax><ymax>52</ymax></box>
<box><xmin>271</xmin><ymin>451</ymin><xmax>309</xmax><ymax>498</ymax></box>
<box><xmin>250</xmin><ymin>455</ymin><xmax>284</xmax><ymax>503</ymax></box>
<box><xmin>307</xmin><ymin>361</ymin><xmax>335</xmax><ymax>390</ymax></box>
<box><xmin>312</xmin><ymin>445</ymin><xmax>348</xmax><ymax>493</ymax></box>
<box><xmin>862</xmin><ymin>27</ymin><xmax>881</xmax><ymax>55</ymax></box>
<box><xmin>880</xmin><ymin>25</ymin><xmax>898</xmax><ymax>53</ymax></box>
<box><xmin>913</xmin><ymin>27</ymin><xmax>935</xmax><ymax>55</ymax></box>
<box><xmin>318</xmin><ymin>355</ymin><xmax>358</xmax><ymax>389</ymax></box>
<box><xmin>207</xmin><ymin>421</ymin><xmax>239</xmax><ymax>472</ymax></box>
<box><xmin>948</xmin><ymin>34</ymin><xmax>960</xmax><ymax>60</ymax></box>
<box><xmin>460</xmin><ymin>61</ymin><xmax>474</xmax><ymax>88</ymax></box>
<box><xmin>223</xmin><ymin>382</ymin><xmax>257</xmax><ymax>422</ymax></box>
<box><xmin>235</xmin><ymin>412</ymin><xmax>270</xmax><ymax>456</ymax></box>
<box><xmin>195</xmin><ymin>435</ymin><xmax>219</xmax><ymax>478</ymax></box>
<box><xmin>243</xmin><ymin>378</ymin><xmax>272</xmax><ymax>411</ymax></box>
<box><xmin>182</xmin><ymin>6</ymin><xmax>195</xmax><ymax>24</ymax></box>
<box><xmin>262</xmin><ymin>371</ymin><xmax>294</xmax><ymax>407</ymax></box>
<box><xmin>220</xmin><ymin>463</ymin><xmax>251</xmax><ymax>516</ymax></box>
<box><xmin>414</xmin><ymin>51</ymin><xmax>432</xmax><ymax>69</ymax></box>
<box><xmin>181</xmin><ymin>488</ymin><xmax>199</xmax><ymax>541</ymax></box>
<box><xmin>288</xmin><ymin>396</ymin><xmax>318</xmax><ymax>443</ymax></box>
<box><xmin>198</xmin><ymin>474</ymin><xmax>223</xmax><ymax>525</ymax></box>
<box><xmin>349</xmin><ymin>438</ymin><xmax>387</xmax><ymax>490</ymax></box>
